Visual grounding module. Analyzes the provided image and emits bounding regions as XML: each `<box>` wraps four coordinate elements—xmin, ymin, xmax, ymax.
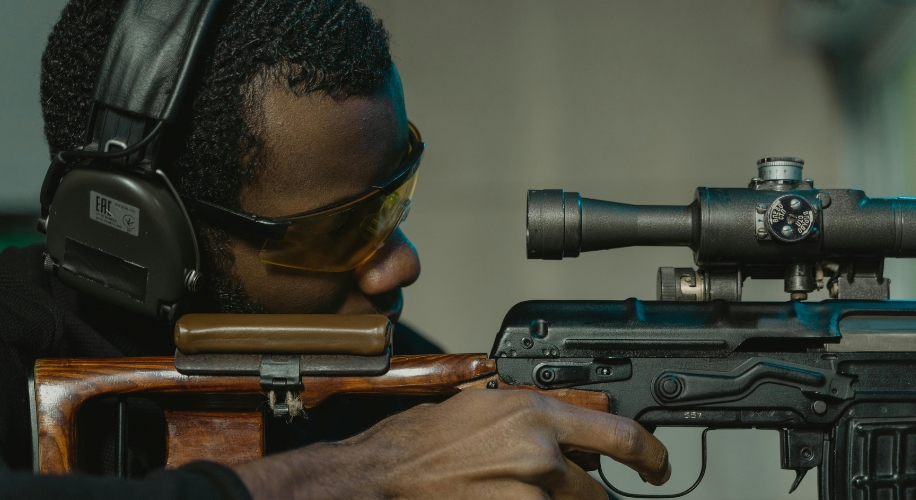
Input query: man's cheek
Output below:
<box><xmin>228</xmin><ymin>236</ymin><xmax>354</xmax><ymax>314</ymax></box>
<box><xmin>334</xmin><ymin>288</ymin><xmax>395</xmax><ymax>316</ymax></box>
<box><xmin>251</xmin><ymin>271</ymin><xmax>354</xmax><ymax>314</ymax></box>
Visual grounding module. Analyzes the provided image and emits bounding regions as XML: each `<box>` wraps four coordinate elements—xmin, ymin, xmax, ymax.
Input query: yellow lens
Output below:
<box><xmin>258</xmin><ymin>172</ymin><xmax>418</xmax><ymax>272</ymax></box>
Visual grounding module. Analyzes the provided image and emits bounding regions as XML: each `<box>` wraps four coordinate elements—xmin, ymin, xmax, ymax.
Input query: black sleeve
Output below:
<box><xmin>0</xmin><ymin>460</ymin><xmax>252</xmax><ymax>500</ymax></box>
<box><xmin>393</xmin><ymin>321</ymin><xmax>444</xmax><ymax>355</ymax></box>
<box><xmin>0</xmin><ymin>245</ymin><xmax>72</xmax><ymax>469</ymax></box>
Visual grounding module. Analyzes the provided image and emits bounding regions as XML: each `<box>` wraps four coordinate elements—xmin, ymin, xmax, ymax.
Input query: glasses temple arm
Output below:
<box><xmin>186</xmin><ymin>198</ymin><xmax>290</xmax><ymax>240</ymax></box>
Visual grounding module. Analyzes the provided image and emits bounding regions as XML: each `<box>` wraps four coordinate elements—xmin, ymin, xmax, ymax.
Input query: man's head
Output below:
<box><xmin>41</xmin><ymin>0</ymin><xmax>420</xmax><ymax>320</ymax></box>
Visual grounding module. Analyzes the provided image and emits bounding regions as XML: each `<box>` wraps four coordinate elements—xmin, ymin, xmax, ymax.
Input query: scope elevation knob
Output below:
<box><xmin>757</xmin><ymin>157</ymin><xmax>803</xmax><ymax>182</ymax></box>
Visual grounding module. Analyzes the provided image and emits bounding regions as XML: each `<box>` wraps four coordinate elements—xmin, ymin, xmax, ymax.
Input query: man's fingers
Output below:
<box><xmin>563</xmin><ymin>449</ymin><xmax>600</xmax><ymax>471</ymax></box>
<box><xmin>542</xmin><ymin>397</ymin><xmax>671</xmax><ymax>486</ymax></box>
<box><xmin>641</xmin><ymin>461</ymin><xmax>672</xmax><ymax>486</ymax></box>
<box><xmin>464</xmin><ymin>482</ymin><xmax>549</xmax><ymax>500</ymax></box>
<box><xmin>546</xmin><ymin>457</ymin><xmax>611</xmax><ymax>500</ymax></box>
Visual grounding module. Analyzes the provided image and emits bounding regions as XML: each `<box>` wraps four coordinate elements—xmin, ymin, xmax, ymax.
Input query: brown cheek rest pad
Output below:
<box><xmin>174</xmin><ymin>314</ymin><xmax>391</xmax><ymax>355</ymax></box>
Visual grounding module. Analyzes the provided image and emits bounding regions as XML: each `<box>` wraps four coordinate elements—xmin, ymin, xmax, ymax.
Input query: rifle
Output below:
<box><xmin>32</xmin><ymin>157</ymin><xmax>916</xmax><ymax>499</ymax></box>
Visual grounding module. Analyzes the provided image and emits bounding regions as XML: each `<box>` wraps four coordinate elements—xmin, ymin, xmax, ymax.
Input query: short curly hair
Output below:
<box><xmin>40</xmin><ymin>0</ymin><xmax>393</xmax><ymax>312</ymax></box>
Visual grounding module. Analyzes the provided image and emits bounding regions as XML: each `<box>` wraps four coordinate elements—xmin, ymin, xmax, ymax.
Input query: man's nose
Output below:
<box><xmin>354</xmin><ymin>228</ymin><xmax>420</xmax><ymax>296</ymax></box>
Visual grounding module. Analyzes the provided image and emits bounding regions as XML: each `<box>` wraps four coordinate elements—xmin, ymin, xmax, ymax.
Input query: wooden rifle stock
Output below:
<box><xmin>33</xmin><ymin>354</ymin><xmax>609</xmax><ymax>474</ymax></box>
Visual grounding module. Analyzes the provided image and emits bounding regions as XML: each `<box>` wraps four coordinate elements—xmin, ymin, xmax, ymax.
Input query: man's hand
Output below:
<box><xmin>234</xmin><ymin>389</ymin><xmax>671</xmax><ymax>500</ymax></box>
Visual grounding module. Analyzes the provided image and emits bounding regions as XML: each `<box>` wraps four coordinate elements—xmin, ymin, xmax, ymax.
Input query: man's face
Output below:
<box><xmin>228</xmin><ymin>68</ymin><xmax>420</xmax><ymax>321</ymax></box>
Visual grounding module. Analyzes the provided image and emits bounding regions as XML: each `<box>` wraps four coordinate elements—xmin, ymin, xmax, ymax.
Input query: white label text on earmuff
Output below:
<box><xmin>89</xmin><ymin>191</ymin><xmax>140</xmax><ymax>236</ymax></box>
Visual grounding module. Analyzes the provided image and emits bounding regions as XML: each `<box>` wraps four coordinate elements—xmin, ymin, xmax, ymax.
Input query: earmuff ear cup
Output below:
<box><xmin>45</xmin><ymin>167</ymin><xmax>197</xmax><ymax>317</ymax></box>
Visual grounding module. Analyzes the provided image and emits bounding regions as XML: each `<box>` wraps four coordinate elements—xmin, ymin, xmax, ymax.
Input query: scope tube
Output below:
<box><xmin>527</xmin><ymin>189</ymin><xmax>696</xmax><ymax>259</ymax></box>
<box><xmin>823</xmin><ymin>193</ymin><xmax>916</xmax><ymax>258</ymax></box>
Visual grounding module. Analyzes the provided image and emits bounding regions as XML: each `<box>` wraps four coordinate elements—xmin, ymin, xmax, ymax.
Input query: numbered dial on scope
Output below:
<box><xmin>765</xmin><ymin>195</ymin><xmax>816</xmax><ymax>242</ymax></box>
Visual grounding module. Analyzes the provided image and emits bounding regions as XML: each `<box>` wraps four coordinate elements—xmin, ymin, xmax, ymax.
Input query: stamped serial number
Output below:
<box><xmin>683</xmin><ymin>411</ymin><xmax>702</xmax><ymax>419</ymax></box>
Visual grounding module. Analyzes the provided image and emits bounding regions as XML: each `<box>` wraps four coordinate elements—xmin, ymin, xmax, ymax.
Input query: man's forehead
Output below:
<box><xmin>240</xmin><ymin>79</ymin><xmax>408</xmax><ymax>217</ymax></box>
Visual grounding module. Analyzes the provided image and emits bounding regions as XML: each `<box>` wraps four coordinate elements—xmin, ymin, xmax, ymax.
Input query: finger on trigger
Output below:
<box><xmin>543</xmin><ymin>399</ymin><xmax>671</xmax><ymax>485</ymax></box>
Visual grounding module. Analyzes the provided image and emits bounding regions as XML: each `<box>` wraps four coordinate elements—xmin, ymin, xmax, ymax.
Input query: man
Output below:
<box><xmin>0</xmin><ymin>0</ymin><xmax>671</xmax><ymax>498</ymax></box>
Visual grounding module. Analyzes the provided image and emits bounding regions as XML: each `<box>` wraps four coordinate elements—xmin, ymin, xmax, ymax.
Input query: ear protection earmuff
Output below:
<box><xmin>38</xmin><ymin>0</ymin><xmax>223</xmax><ymax>320</ymax></box>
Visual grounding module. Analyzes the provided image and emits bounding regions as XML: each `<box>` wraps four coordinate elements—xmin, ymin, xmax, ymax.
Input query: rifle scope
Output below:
<box><xmin>527</xmin><ymin>157</ymin><xmax>916</xmax><ymax>301</ymax></box>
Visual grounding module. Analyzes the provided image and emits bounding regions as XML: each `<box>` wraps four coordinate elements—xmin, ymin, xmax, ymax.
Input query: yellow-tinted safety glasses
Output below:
<box><xmin>191</xmin><ymin>122</ymin><xmax>423</xmax><ymax>272</ymax></box>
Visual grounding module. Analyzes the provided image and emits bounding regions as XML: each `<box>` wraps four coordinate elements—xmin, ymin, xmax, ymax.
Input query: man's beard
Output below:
<box><xmin>205</xmin><ymin>268</ymin><xmax>269</xmax><ymax>314</ymax></box>
<box><xmin>194</xmin><ymin>227</ymin><xmax>270</xmax><ymax>314</ymax></box>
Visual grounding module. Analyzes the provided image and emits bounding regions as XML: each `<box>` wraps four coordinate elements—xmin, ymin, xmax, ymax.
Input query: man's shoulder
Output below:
<box><xmin>0</xmin><ymin>244</ymin><xmax>70</xmax><ymax>352</ymax></box>
<box><xmin>0</xmin><ymin>244</ymin><xmax>49</xmax><ymax>291</ymax></box>
<box><xmin>0</xmin><ymin>244</ymin><xmax>80</xmax><ymax>323</ymax></box>
<box><xmin>0</xmin><ymin>244</ymin><xmax>61</xmax><ymax>319</ymax></box>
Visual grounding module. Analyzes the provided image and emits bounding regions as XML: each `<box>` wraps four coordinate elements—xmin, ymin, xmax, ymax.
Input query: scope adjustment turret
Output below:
<box><xmin>757</xmin><ymin>157</ymin><xmax>804</xmax><ymax>182</ymax></box>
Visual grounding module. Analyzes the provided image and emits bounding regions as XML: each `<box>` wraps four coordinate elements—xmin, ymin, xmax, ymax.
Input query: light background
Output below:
<box><xmin>4</xmin><ymin>1</ymin><xmax>916</xmax><ymax>499</ymax></box>
<box><xmin>361</xmin><ymin>2</ymin><xmax>839</xmax><ymax>498</ymax></box>
<box><xmin>363</xmin><ymin>0</ymin><xmax>844</xmax><ymax>356</ymax></box>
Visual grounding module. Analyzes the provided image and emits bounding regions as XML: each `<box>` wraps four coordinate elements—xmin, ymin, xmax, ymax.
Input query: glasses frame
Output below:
<box><xmin>189</xmin><ymin>123</ymin><xmax>424</xmax><ymax>240</ymax></box>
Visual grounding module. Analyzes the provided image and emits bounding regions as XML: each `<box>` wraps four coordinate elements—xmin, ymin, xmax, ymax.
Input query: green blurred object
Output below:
<box><xmin>0</xmin><ymin>215</ymin><xmax>44</xmax><ymax>252</ymax></box>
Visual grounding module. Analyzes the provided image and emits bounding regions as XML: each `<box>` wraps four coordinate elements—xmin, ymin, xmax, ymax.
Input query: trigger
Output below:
<box><xmin>789</xmin><ymin>468</ymin><xmax>809</xmax><ymax>494</ymax></box>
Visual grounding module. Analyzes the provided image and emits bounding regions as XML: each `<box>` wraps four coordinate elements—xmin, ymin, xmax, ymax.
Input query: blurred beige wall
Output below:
<box><xmin>362</xmin><ymin>2</ymin><xmax>840</xmax><ymax>498</ymax></box>
<box><xmin>363</xmin><ymin>0</ymin><xmax>842</xmax><ymax>354</ymax></box>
